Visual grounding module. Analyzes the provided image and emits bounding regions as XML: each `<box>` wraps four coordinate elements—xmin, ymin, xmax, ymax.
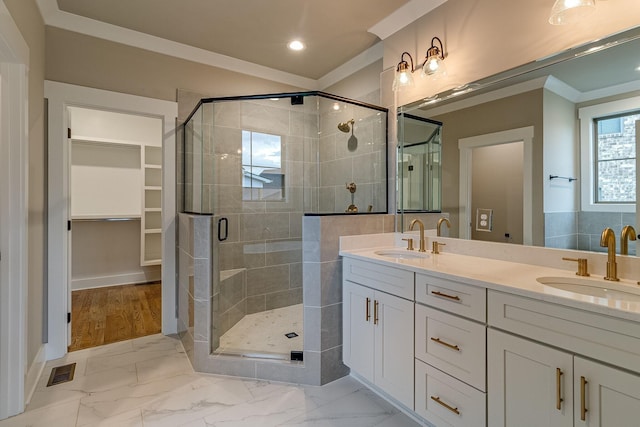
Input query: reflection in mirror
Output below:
<box><xmin>397</xmin><ymin>114</ymin><xmax>442</xmax><ymax>231</ymax></box>
<box><xmin>398</xmin><ymin>25</ymin><xmax>640</xmax><ymax>254</ymax></box>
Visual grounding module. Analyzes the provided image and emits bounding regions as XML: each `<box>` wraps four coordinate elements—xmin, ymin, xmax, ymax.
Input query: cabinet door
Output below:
<box><xmin>374</xmin><ymin>290</ymin><xmax>414</xmax><ymax>409</ymax></box>
<box><xmin>575</xmin><ymin>356</ymin><xmax>640</xmax><ymax>427</ymax></box>
<box><xmin>488</xmin><ymin>329</ymin><xmax>573</xmax><ymax>427</ymax></box>
<box><xmin>343</xmin><ymin>281</ymin><xmax>375</xmax><ymax>383</ymax></box>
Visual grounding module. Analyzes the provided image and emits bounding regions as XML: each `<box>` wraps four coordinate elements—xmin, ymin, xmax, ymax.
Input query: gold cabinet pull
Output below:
<box><xmin>430</xmin><ymin>337</ymin><xmax>460</xmax><ymax>351</ymax></box>
<box><xmin>431</xmin><ymin>290</ymin><xmax>461</xmax><ymax>301</ymax></box>
<box><xmin>365</xmin><ymin>297</ymin><xmax>371</xmax><ymax>322</ymax></box>
<box><xmin>373</xmin><ymin>300</ymin><xmax>379</xmax><ymax>325</ymax></box>
<box><xmin>580</xmin><ymin>376</ymin><xmax>588</xmax><ymax>421</ymax></box>
<box><xmin>430</xmin><ymin>396</ymin><xmax>460</xmax><ymax>415</ymax></box>
<box><xmin>556</xmin><ymin>368</ymin><xmax>563</xmax><ymax>410</ymax></box>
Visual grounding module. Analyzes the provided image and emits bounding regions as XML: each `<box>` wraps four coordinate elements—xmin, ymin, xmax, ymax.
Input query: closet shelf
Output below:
<box><xmin>145</xmin><ymin>208</ymin><xmax>162</xmax><ymax>212</ymax></box>
<box><xmin>144</xmin><ymin>164</ymin><xmax>162</xmax><ymax>169</ymax></box>
<box><xmin>145</xmin><ymin>186</ymin><xmax>162</xmax><ymax>191</ymax></box>
<box><xmin>144</xmin><ymin>228</ymin><xmax>162</xmax><ymax>234</ymax></box>
<box><xmin>72</xmin><ymin>215</ymin><xmax>141</xmax><ymax>221</ymax></box>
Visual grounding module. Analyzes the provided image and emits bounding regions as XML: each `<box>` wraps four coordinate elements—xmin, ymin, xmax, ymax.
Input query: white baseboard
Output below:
<box><xmin>72</xmin><ymin>269</ymin><xmax>161</xmax><ymax>290</ymax></box>
<box><xmin>25</xmin><ymin>345</ymin><xmax>46</xmax><ymax>406</ymax></box>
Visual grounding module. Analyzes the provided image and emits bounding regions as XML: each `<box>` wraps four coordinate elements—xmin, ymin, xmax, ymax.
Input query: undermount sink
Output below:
<box><xmin>374</xmin><ymin>249</ymin><xmax>429</xmax><ymax>260</ymax></box>
<box><xmin>537</xmin><ymin>276</ymin><xmax>640</xmax><ymax>302</ymax></box>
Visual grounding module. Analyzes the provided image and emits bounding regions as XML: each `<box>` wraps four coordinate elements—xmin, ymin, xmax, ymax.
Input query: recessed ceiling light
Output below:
<box><xmin>288</xmin><ymin>40</ymin><xmax>305</xmax><ymax>51</ymax></box>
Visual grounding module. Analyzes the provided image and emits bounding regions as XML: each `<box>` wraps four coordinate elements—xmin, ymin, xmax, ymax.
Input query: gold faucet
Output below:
<box><xmin>409</xmin><ymin>219</ymin><xmax>426</xmax><ymax>252</ymax></box>
<box><xmin>600</xmin><ymin>227</ymin><xmax>619</xmax><ymax>281</ymax></box>
<box><xmin>621</xmin><ymin>225</ymin><xmax>637</xmax><ymax>256</ymax></box>
<box><xmin>437</xmin><ymin>217</ymin><xmax>451</xmax><ymax>237</ymax></box>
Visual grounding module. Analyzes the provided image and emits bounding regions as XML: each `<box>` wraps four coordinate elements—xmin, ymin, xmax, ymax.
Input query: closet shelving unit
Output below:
<box><xmin>142</xmin><ymin>145</ymin><xmax>163</xmax><ymax>265</ymax></box>
<box><xmin>69</xmin><ymin>107</ymin><xmax>163</xmax><ymax>268</ymax></box>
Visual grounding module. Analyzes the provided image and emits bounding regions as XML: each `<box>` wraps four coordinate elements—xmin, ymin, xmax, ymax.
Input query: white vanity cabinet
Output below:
<box><xmin>342</xmin><ymin>258</ymin><xmax>414</xmax><ymax>410</ymax></box>
<box><xmin>488</xmin><ymin>290</ymin><xmax>640</xmax><ymax>427</ymax></box>
<box><xmin>414</xmin><ymin>273</ymin><xmax>487</xmax><ymax>427</ymax></box>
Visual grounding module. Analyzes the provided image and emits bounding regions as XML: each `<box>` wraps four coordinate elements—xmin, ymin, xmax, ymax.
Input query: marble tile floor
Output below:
<box><xmin>1</xmin><ymin>334</ymin><xmax>423</xmax><ymax>427</ymax></box>
<box><xmin>217</xmin><ymin>304</ymin><xmax>303</xmax><ymax>359</ymax></box>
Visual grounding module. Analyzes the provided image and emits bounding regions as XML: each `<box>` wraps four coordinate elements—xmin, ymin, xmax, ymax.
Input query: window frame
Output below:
<box><xmin>241</xmin><ymin>129</ymin><xmax>285</xmax><ymax>202</ymax></box>
<box><xmin>579</xmin><ymin>96</ymin><xmax>640</xmax><ymax>213</ymax></box>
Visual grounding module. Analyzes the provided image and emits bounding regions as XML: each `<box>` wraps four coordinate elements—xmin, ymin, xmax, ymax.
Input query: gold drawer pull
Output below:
<box><xmin>365</xmin><ymin>297</ymin><xmax>371</xmax><ymax>322</ymax></box>
<box><xmin>430</xmin><ymin>337</ymin><xmax>460</xmax><ymax>351</ymax></box>
<box><xmin>431</xmin><ymin>396</ymin><xmax>460</xmax><ymax>415</ymax></box>
<box><xmin>374</xmin><ymin>300</ymin><xmax>379</xmax><ymax>325</ymax></box>
<box><xmin>580</xmin><ymin>376</ymin><xmax>588</xmax><ymax>421</ymax></box>
<box><xmin>556</xmin><ymin>368</ymin><xmax>563</xmax><ymax>410</ymax></box>
<box><xmin>431</xmin><ymin>290</ymin><xmax>461</xmax><ymax>301</ymax></box>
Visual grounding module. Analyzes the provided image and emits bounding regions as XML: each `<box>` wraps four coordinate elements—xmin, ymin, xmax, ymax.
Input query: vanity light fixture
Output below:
<box><xmin>421</xmin><ymin>37</ymin><xmax>446</xmax><ymax>78</ymax></box>
<box><xmin>548</xmin><ymin>0</ymin><xmax>596</xmax><ymax>25</ymax></box>
<box><xmin>392</xmin><ymin>52</ymin><xmax>416</xmax><ymax>92</ymax></box>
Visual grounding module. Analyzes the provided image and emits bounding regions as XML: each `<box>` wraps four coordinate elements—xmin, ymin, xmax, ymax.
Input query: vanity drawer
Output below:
<box><xmin>343</xmin><ymin>257</ymin><xmax>414</xmax><ymax>300</ymax></box>
<box><xmin>415</xmin><ymin>359</ymin><xmax>486</xmax><ymax>427</ymax></box>
<box><xmin>416</xmin><ymin>273</ymin><xmax>486</xmax><ymax>322</ymax></box>
<box><xmin>488</xmin><ymin>290</ymin><xmax>640</xmax><ymax>375</ymax></box>
<box><xmin>415</xmin><ymin>304</ymin><xmax>486</xmax><ymax>391</ymax></box>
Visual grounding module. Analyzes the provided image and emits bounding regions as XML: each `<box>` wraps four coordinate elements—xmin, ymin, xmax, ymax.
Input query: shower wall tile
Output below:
<box><xmin>242</xmin><ymin>102</ymin><xmax>290</xmax><ymax>135</ymax></box>
<box><xmin>320</xmin><ymin>158</ymin><xmax>353</xmax><ymax>187</ymax></box>
<box><xmin>246</xmin><ymin>295</ymin><xmax>266</xmax><ymax>314</ymax></box>
<box><xmin>303</xmin><ymin>306</ymin><xmax>321</xmax><ymax>352</ymax></box>
<box><xmin>290</xmin><ymin>213</ymin><xmax>303</xmax><ymax>239</ymax></box>
<box><xmin>213</xmin><ymin>102</ymin><xmax>241</xmax><ymax>129</ymax></box>
<box><xmin>255</xmin><ymin>353</ymin><xmax>319</xmax><ymax>386</ymax></box>
<box><xmin>214</xmin><ymin>154</ymin><xmax>241</xmax><ymax>186</ymax></box>
<box><xmin>265</xmin><ymin>239</ymin><xmax>302</xmax><ymax>266</ymax></box>
<box><xmin>193</xmin><ymin>341</ymin><xmax>258</xmax><ymax>378</ymax></box>
<box><xmin>319</xmin><ymin>134</ymin><xmax>337</xmax><ymax>162</ymax></box>
<box><xmin>320</xmin><ymin>260</ymin><xmax>343</xmax><ymax>306</ymax></box>
<box><xmin>193</xmin><ymin>216</ymin><xmax>212</xmax><ymax>259</ymax></box>
<box><xmin>240</xmin><ymin>213</ymin><xmax>290</xmax><ymax>241</ymax></box>
<box><xmin>219</xmin><ymin>271</ymin><xmax>246</xmax><ymax>314</ymax></box>
<box><xmin>320</xmin><ymin>345</ymin><xmax>349</xmax><ymax>385</ymax></box>
<box><xmin>218</xmin><ymin>242</ymin><xmax>245</xmax><ymax>271</ymax></box>
<box><xmin>212</xmin><ymin>126</ymin><xmax>242</xmax><ymax>155</ymax></box>
<box><xmin>321</xmin><ymin>303</ymin><xmax>343</xmax><ymax>350</ymax></box>
<box><xmin>265</xmin><ymin>288</ymin><xmax>303</xmax><ymax>311</ymax></box>
<box><xmin>290</xmin><ymin>262</ymin><xmax>303</xmax><ymax>290</ymax></box>
<box><xmin>303</xmin><ymin>262</ymin><xmax>321</xmax><ymax>307</ymax></box>
<box><xmin>246</xmin><ymin>264</ymin><xmax>290</xmax><ymax>296</ymax></box>
<box><xmin>193</xmin><ymin>258</ymin><xmax>212</xmax><ymax>301</ymax></box>
<box><xmin>193</xmin><ymin>298</ymin><xmax>210</xmax><ymax>342</ymax></box>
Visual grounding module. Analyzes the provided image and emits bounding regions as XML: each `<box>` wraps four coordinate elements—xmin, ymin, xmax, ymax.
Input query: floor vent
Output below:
<box><xmin>285</xmin><ymin>332</ymin><xmax>299</xmax><ymax>339</ymax></box>
<box><xmin>47</xmin><ymin>363</ymin><xmax>76</xmax><ymax>387</ymax></box>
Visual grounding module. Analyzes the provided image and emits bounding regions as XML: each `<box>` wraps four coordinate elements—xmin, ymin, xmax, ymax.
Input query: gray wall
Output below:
<box><xmin>5</xmin><ymin>0</ymin><xmax>47</xmax><ymax>373</ymax></box>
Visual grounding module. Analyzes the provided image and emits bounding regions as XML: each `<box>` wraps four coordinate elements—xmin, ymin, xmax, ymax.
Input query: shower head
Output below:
<box><xmin>337</xmin><ymin>119</ymin><xmax>355</xmax><ymax>133</ymax></box>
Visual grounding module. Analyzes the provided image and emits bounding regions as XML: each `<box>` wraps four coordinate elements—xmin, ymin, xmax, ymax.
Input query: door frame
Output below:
<box><xmin>458</xmin><ymin>126</ymin><xmax>534</xmax><ymax>245</ymax></box>
<box><xmin>45</xmin><ymin>81</ymin><xmax>178</xmax><ymax>360</ymax></box>
<box><xmin>0</xmin><ymin>3</ymin><xmax>29</xmax><ymax>419</ymax></box>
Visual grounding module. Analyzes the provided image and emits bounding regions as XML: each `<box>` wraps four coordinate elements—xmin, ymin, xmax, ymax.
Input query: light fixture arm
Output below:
<box><xmin>424</xmin><ymin>37</ymin><xmax>445</xmax><ymax>64</ymax></box>
<box><xmin>397</xmin><ymin>51</ymin><xmax>416</xmax><ymax>73</ymax></box>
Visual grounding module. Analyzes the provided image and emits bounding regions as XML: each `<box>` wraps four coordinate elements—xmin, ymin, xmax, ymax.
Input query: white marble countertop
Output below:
<box><xmin>339</xmin><ymin>245</ymin><xmax>640</xmax><ymax>323</ymax></box>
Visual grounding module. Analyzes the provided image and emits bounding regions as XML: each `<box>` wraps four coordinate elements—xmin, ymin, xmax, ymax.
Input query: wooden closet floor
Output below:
<box><xmin>69</xmin><ymin>282</ymin><xmax>162</xmax><ymax>352</ymax></box>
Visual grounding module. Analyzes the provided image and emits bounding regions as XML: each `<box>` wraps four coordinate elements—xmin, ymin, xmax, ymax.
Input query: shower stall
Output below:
<box><xmin>182</xmin><ymin>92</ymin><xmax>388</xmax><ymax>361</ymax></box>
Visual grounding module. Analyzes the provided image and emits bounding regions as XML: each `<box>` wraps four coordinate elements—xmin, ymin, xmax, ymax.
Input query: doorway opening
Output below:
<box><xmin>459</xmin><ymin>126</ymin><xmax>534</xmax><ymax>245</ymax></box>
<box><xmin>67</xmin><ymin>107</ymin><xmax>163</xmax><ymax>351</ymax></box>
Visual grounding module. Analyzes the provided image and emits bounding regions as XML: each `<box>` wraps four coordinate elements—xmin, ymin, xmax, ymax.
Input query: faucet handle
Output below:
<box><xmin>402</xmin><ymin>238</ymin><xmax>414</xmax><ymax>251</ymax></box>
<box><xmin>562</xmin><ymin>257</ymin><xmax>590</xmax><ymax>277</ymax></box>
<box><xmin>432</xmin><ymin>241</ymin><xmax>446</xmax><ymax>254</ymax></box>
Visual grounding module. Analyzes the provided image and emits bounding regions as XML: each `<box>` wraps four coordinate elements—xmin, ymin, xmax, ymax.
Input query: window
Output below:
<box><xmin>579</xmin><ymin>96</ymin><xmax>640</xmax><ymax>212</ymax></box>
<box><xmin>241</xmin><ymin>130</ymin><xmax>284</xmax><ymax>201</ymax></box>
<box><xmin>594</xmin><ymin>112</ymin><xmax>639</xmax><ymax>203</ymax></box>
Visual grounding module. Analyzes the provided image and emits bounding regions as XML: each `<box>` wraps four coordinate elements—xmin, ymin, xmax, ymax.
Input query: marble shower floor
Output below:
<box><xmin>1</xmin><ymin>334</ymin><xmax>422</xmax><ymax>427</ymax></box>
<box><xmin>217</xmin><ymin>304</ymin><xmax>303</xmax><ymax>359</ymax></box>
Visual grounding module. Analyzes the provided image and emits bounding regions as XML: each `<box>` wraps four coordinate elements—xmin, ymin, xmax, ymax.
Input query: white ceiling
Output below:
<box><xmin>37</xmin><ymin>0</ymin><xmax>448</xmax><ymax>89</ymax></box>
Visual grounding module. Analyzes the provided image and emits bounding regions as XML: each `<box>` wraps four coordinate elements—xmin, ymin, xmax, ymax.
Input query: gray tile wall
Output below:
<box><xmin>177</xmin><ymin>213</ymin><xmax>212</xmax><ymax>366</ymax></box>
<box><xmin>576</xmin><ymin>211</ymin><xmax>636</xmax><ymax>255</ymax></box>
<box><xmin>181</xmin><ymin>211</ymin><xmax>396</xmax><ymax>385</ymax></box>
<box><xmin>544</xmin><ymin>211</ymin><xmax>578</xmax><ymax>250</ymax></box>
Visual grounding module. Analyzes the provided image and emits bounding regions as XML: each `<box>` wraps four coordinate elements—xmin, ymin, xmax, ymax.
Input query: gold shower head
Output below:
<box><xmin>337</xmin><ymin>119</ymin><xmax>355</xmax><ymax>133</ymax></box>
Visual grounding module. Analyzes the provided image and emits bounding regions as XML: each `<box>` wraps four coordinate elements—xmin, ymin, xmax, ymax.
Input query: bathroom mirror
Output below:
<box><xmin>398</xmin><ymin>25</ymin><xmax>640</xmax><ymax>254</ymax></box>
<box><xmin>397</xmin><ymin>114</ymin><xmax>442</xmax><ymax>213</ymax></box>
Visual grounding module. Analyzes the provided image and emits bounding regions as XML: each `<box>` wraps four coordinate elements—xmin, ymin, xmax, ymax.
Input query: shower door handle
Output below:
<box><xmin>218</xmin><ymin>217</ymin><xmax>228</xmax><ymax>241</ymax></box>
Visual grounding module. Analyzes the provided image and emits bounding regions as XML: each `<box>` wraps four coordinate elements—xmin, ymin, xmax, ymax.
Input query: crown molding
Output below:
<box><xmin>368</xmin><ymin>0</ymin><xmax>448</xmax><ymax>40</ymax></box>
<box><xmin>36</xmin><ymin>0</ymin><xmax>391</xmax><ymax>91</ymax></box>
